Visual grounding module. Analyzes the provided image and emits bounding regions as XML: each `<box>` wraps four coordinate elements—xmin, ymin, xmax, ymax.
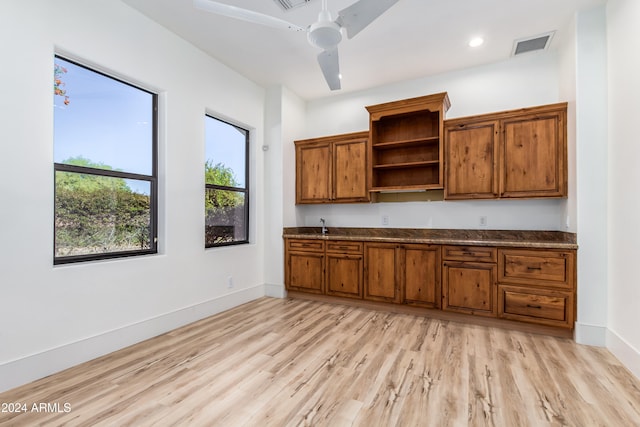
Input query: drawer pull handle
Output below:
<box><xmin>526</xmin><ymin>304</ymin><xmax>542</xmax><ymax>309</ymax></box>
<box><xmin>462</xmin><ymin>251</ymin><xmax>474</xmax><ymax>256</ymax></box>
<box><xmin>527</xmin><ymin>266</ymin><xmax>542</xmax><ymax>271</ymax></box>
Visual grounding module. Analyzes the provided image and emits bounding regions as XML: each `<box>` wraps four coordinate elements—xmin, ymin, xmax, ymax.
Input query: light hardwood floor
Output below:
<box><xmin>1</xmin><ymin>297</ymin><xmax>639</xmax><ymax>426</ymax></box>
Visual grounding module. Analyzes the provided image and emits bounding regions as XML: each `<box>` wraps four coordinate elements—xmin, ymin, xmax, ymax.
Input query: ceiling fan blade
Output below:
<box><xmin>336</xmin><ymin>0</ymin><xmax>400</xmax><ymax>39</ymax></box>
<box><xmin>317</xmin><ymin>48</ymin><xmax>341</xmax><ymax>90</ymax></box>
<box><xmin>194</xmin><ymin>0</ymin><xmax>305</xmax><ymax>32</ymax></box>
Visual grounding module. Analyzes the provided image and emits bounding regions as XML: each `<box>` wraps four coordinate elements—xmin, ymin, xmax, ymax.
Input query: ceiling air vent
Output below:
<box><xmin>512</xmin><ymin>31</ymin><xmax>555</xmax><ymax>56</ymax></box>
<box><xmin>273</xmin><ymin>0</ymin><xmax>314</xmax><ymax>11</ymax></box>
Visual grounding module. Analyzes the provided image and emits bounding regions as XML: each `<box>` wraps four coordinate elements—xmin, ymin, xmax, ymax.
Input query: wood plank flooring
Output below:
<box><xmin>1</xmin><ymin>297</ymin><xmax>639</xmax><ymax>426</ymax></box>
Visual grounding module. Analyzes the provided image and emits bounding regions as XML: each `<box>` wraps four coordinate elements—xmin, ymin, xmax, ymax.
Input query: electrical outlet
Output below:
<box><xmin>479</xmin><ymin>216</ymin><xmax>487</xmax><ymax>227</ymax></box>
<box><xmin>382</xmin><ymin>215</ymin><xmax>389</xmax><ymax>226</ymax></box>
<box><xmin>227</xmin><ymin>276</ymin><xmax>234</xmax><ymax>289</ymax></box>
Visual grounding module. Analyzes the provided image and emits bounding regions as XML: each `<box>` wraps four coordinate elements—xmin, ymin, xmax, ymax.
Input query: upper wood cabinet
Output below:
<box><xmin>295</xmin><ymin>131</ymin><xmax>369</xmax><ymax>204</ymax></box>
<box><xmin>444</xmin><ymin>103</ymin><xmax>567</xmax><ymax>200</ymax></box>
<box><xmin>366</xmin><ymin>93</ymin><xmax>451</xmax><ymax>194</ymax></box>
<box><xmin>444</xmin><ymin>120</ymin><xmax>500</xmax><ymax>199</ymax></box>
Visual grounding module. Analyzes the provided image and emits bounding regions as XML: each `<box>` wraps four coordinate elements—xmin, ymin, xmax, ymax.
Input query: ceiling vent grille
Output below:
<box><xmin>512</xmin><ymin>31</ymin><xmax>555</xmax><ymax>56</ymax></box>
<box><xmin>273</xmin><ymin>0</ymin><xmax>314</xmax><ymax>11</ymax></box>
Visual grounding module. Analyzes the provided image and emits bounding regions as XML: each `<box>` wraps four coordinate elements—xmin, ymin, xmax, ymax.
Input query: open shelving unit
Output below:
<box><xmin>366</xmin><ymin>92</ymin><xmax>450</xmax><ymax>195</ymax></box>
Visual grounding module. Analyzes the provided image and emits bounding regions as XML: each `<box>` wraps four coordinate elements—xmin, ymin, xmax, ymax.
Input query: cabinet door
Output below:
<box><xmin>326</xmin><ymin>254</ymin><xmax>363</xmax><ymax>298</ymax></box>
<box><xmin>333</xmin><ymin>138</ymin><xmax>368</xmax><ymax>202</ymax></box>
<box><xmin>296</xmin><ymin>142</ymin><xmax>331</xmax><ymax>203</ymax></box>
<box><xmin>402</xmin><ymin>244</ymin><xmax>441</xmax><ymax>308</ymax></box>
<box><xmin>286</xmin><ymin>251</ymin><xmax>325</xmax><ymax>294</ymax></box>
<box><xmin>444</xmin><ymin>120</ymin><xmax>499</xmax><ymax>199</ymax></box>
<box><xmin>364</xmin><ymin>243</ymin><xmax>399</xmax><ymax>303</ymax></box>
<box><xmin>442</xmin><ymin>261</ymin><xmax>497</xmax><ymax>317</ymax></box>
<box><xmin>500</xmin><ymin>109</ymin><xmax>566</xmax><ymax>198</ymax></box>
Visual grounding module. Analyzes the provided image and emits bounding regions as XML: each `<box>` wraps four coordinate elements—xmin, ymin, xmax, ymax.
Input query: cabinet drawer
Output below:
<box><xmin>498</xmin><ymin>249</ymin><xmax>574</xmax><ymax>289</ymax></box>
<box><xmin>498</xmin><ymin>285</ymin><xmax>573</xmax><ymax>328</ymax></box>
<box><xmin>326</xmin><ymin>240</ymin><xmax>363</xmax><ymax>254</ymax></box>
<box><xmin>287</xmin><ymin>239</ymin><xmax>324</xmax><ymax>252</ymax></box>
<box><xmin>443</xmin><ymin>245</ymin><xmax>497</xmax><ymax>263</ymax></box>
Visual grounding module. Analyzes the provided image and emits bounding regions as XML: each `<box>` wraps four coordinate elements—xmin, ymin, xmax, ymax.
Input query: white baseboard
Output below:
<box><xmin>0</xmin><ymin>285</ymin><xmax>266</xmax><ymax>393</ymax></box>
<box><xmin>574</xmin><ymin>322</ymin><xmax>607</xmax><ymax>346</ymax></box>
<box><xmin>264</xmin><ymin>283</ymin><xmax>287</xmax><ymax>298</ymax></box>
<box><xmin>607</xmin><ymin>329</ymin><xmax>640</xmax><ymax>381</ymax></box>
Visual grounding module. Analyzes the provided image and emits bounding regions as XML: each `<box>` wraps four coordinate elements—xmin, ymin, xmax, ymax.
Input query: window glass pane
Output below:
<box><xmin>205</xmin><ymin>189</ymin><xmax>247</xmax><ymax>245</ymax></box>
<box><xmin>54</xmin><ymin>57</ymin><xmax>153</xmax><ymax>175</ymax></box>
<box><xmin>205</xmin><ymin>117</ymin><xmax>246</xmax><ymax>187</ymax></box>
<box><xmin>55</xmin><ymin>172</ymin><xmax>152</xmax><ymax>257</ymax></box>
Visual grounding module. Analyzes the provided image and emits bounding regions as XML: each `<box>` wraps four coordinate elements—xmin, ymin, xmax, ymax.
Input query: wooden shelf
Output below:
<box><xmin>366</xmin><ymin>92</ymin><xmax>450</xmax><ymax>194</ymax></box>
<box><xmin>370</xmin><ymin>184</ymin><xmax>443</xmax><ymax>193</ymax></box>
<box><xmin>373</xmin><ymin>160</ymin><xmax>440</xmax><ymax>170</ymax></box>
<box><xmin>373</xmin><ymin>136</ymin><xmax>440</xmax><ymax>149</ymax></box>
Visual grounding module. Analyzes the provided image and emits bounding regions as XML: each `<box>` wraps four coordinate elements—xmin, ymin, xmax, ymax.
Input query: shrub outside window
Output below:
<box><xmin>53</xmin><ymin>56</ymin><xmax>157</xmax><ymax>264</ymax></box>
<box><xmin>205</xmin><ymin>115</ymin><xmax>249</xmax><ymax>247</ymax></box>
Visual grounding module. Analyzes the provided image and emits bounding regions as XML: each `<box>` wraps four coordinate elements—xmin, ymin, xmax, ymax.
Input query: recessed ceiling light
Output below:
<box><xmin>469</xmin><ymin>37</ymin><xmax>484</xmax><ymax>48</ymax></box>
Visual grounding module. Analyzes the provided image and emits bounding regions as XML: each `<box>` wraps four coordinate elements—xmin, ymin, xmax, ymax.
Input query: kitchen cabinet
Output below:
<box><xmin>283</xmin><ymin>231</ymin><xmax>577</xmax><ymax>334</ymax></box>
<box><xmin>402</xmin><ymin>244</ymin><xmax>441</xmax><ymax>308</ymax></box>
<box><xmin>295</xmin><ymin>131</ymin><xmax>369</xmax><ymax>204</ymax></box>
<box><xmin>442</xmin><ymin>246</ymin><xmax>497</xmax><ymax>317</ymax></box>
<box><xmin>326</xmin><ymin>241</ymin><xmax>363</xmax><ymax>299</ymax></box>
<box><xmin>363</xmin><ymin>243</ymin><xmax>400</xmax><ymax>303</ymax></box>
<box><xmin>284</xmin><ymin>239</ymin><xmax>325</xmax><ymax>294</ymax></box>
<box><xmin>497</xmin><ymin>248</ymin><xmax>575</xmax><ymax>328</ymax></box>
<box><xmin>444</xmin><ymin>120</ymin><xmax>499</xmax><ymax>199</ymax></box>
<box><xmin>366</xmin><ymin>93</ymin><xmax>450</xmax><ymax>194</ymax></box>
<box><xmin>444</xmin><ymin>103</ymin><xmax>567</xmax><ymax>200</ymax></box>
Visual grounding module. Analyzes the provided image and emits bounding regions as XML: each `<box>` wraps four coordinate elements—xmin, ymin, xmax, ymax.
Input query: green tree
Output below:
<box><xmin>205</xmin><ymin>161</ymin><xmax>244</xmax><ymax>245</ymax></box>
<box><xmin>56</xmin><ymin>156</ymin><xmax>130</xmax><ymax>192</ymax></box>
<box><xmin>205</xmin><ymin>160</ymin><xmax>242</xmax><ymax>211</ymax></box>
<box><xmin>55</xmin><ymin>157</ymin><xmax>150</xmax><ymax>256</ymax></box>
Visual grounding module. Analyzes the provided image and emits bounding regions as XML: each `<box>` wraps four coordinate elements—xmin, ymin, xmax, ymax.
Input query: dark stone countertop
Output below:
<box><xmin>283</xmin><ymin>227</ymin><xmax>577</xmax><ymax>250</ymax></box>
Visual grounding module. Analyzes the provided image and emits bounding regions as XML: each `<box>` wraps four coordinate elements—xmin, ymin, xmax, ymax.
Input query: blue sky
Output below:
<box><xmin>54</xmin><ymin>57</ymin><xmax>153</xmax><ymax>177</ymax></box>
<box><xmin>54</xmin><ymin>57</ymin><xmax>247</xmax><ymax>194</ymax></box>
<box><xmin>205</xmin><ymin>116</ymin><xmax>247</xmax><ymax>188</ymax></box>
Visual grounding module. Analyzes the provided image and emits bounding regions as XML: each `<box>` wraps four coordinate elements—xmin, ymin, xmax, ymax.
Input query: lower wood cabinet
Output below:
<box><xmin>442</xmin><ymin>246</ymin><xmax>497</xmax><ymax>317</ymax></box>
<box><xmin>326</xmin><ymin>241</ymin><xmax>363</xmax><ymax>299</ymax></box>
<box><xmin>285</xmin><ymin>239</ymin><xmax>325</xmax><ymax>294</ymax></box>
<box><xmin>498</xmin><ymin>284</ymin><xmax>574</xmax><ymax>328</ymax></box>
<box><xmin>497</xmin><ymin>248</ymin><xmax>576</xmax><ymax>329</ymax></box>
<box><xmin>402</xmin><ymin>244</ymin><xmax>441</xmax><ymax>308</ymax></box>
<box><xmin>363</xmin><ymin>243</ymin><xmax>400</xmax><ymax>303</ymax></box>
<box><xmin>284</xmin><ymin>238</ymin><xmax>577</xmax><ymax>332</ymax></box>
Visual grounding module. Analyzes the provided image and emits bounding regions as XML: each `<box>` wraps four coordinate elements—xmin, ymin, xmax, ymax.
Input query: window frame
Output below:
<box><xmin>53</xmin><ymin>55</ymin><xmax>158</xmax><ymax>265</ymax></box>
<box><xmin>204</xmin><ymin>115</ymin><xmax>250</xmax><ymax>248</ymax></box>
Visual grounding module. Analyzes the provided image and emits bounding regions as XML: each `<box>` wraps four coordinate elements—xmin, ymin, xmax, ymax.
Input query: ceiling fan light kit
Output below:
<box><xmin>194</xmin><ymin>0</ymin><xmax>400</xmax><ymax>91</ymax></box>
<box><xmin>307</xmin><ymin>13</ymin><xmax>342</xmax><ymax>50</ymax></box>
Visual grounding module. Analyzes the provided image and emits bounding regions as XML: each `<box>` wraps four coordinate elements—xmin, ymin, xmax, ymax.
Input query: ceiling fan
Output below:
<box><xmin>194</xmin><ymin>0</ymin><xmax>401</xmax><ymax>91</ymax></box>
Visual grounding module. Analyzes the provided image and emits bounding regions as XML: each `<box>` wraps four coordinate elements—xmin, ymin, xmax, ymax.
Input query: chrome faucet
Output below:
<box><xmin>320</xmin><ymin>218</ymin><xmax>328</xmax><ymax>235</ymax></box>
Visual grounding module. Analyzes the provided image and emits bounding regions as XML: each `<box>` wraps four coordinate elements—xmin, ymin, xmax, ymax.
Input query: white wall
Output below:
<box><xmin>287</xmin><ymin>52</ymin><xmax>568</xmax><ymax>231</ymax></box>
<box><xmin>0</xmin><ymin>0</ymin><xmax>267</xmax><ymax>392</ymax></box>
<box><xmin>574</xmin><ymin>6</ymin><xmax>609</xmax><ymax>345</ymax></box>
<box><xmin>263</xmin><ymin>86</ymin><xmax>306</xmax><ymax>295</ymax></box>
<box><xmin>606</xmin><ymin>0</ymin><xmax>640</xmax><ymax>379</ymax></box>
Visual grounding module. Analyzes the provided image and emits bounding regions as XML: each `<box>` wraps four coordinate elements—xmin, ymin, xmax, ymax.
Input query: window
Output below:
<box><xmin>205</xmin><ymin>115</ymin><xmax>249</xmax><ymax>247</ymax></box>
<box><xmin>53</xmin><ymin>56</ymin><xmax>157</xmax><ymax>264</ymax></box>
